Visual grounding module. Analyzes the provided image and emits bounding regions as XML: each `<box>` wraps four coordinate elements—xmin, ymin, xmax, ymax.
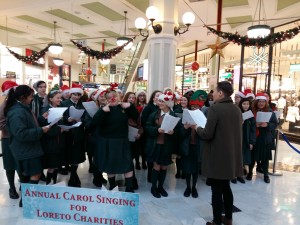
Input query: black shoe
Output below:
<box><xmin>93</xmin><ymin>178</ymin><xmax>102</xmax><ymax>187</ymax></box>
<box><xmin>9</xmin><ymin>188</ymin><xmax>19</xmax><ymax>199</ymax></box>
<box><xmin>133</xmin><ymin>178</ymin><xmax>139</xmax><ymax>190</ymax></box>
<box><xmin>192</xmin><ymin>187</ymin><xmax>198</xmax><ymax>198</ymax></box>
<box><xmin>101</xmin><ymin>176</ymin><xmax>107</xmax><ymax>184</ymax></box>
<box><xmin>237</xmin><ymin>177</ymin><xmax>245</xmax><ymax>183</ymax></box>
<box><xmin>175</xmin><ymin>172</ymin><xmax>181</xmax><ymax>179</ymax></box>
<box><xmin>58</xmin><ymin>168</ymin><xmax>68</xmax><ymax>175</ymax></box>
<box><xmin>68</xmin><ymin>179</ymin><xmax>81</xmax><ymax>188</ymax></box>
<box><xmin>40</xmin><ymin>173</ymin><xmax>47</xmax><ymax>182</ymax></box>
<box><xmin>19</xmin><ymin>198</ymin><xmax>22</xmax><ymax>207</ymax></box>
<box><xmin>142</xmin><ymin>162</ymin><xmax>147</xmax><ymax>169</ymax></box>
<box><xmin>88</xmin><ymin>167</ymin><xmax>93</xmax><ymax>173</ymax></box>
<box><xmin>246</xmin><ymin>173</ymin><xmax>253</xmax><ymax>181</ymax></box>
<box><xmin>264</xmin><ymin>176</ymin><xmax>270</xmax><ymax>183</ymax></box>
<box><xmin>184</xmin><ymin>188</ymin><xmax>191</xmax><ymax>197</ymax></box>
<box><xmin>65</xmin><ymin>165</ymin><xmax>71</xmax><ymax>172</ymax></box>
<box><xmin>158</xmin><ymin>187</ymin><xmax>168</xmax><ymax>197</ymax></box>
<box><xmin>151</xmin><ymin>187</ymin><xmax>161</xmax><ymax>198</ymax></box>
<box><xmin>231</xmin><ymin>178</ymin><xmax>237</xmax><ymax>184</ymax></box>
<box><xmin>135</xmin><ymin>163</ymin><xmax>141</xmax><ymax>170</ymax></box>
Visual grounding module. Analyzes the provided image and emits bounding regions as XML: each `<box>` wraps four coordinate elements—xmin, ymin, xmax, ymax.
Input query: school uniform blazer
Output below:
<box><xmin>196</xmin><ymin>97</ymin><xmax>243</xmax><ymax>180</ymax></box>
<box><xmin>7</xmin><ymin>102</ymin><xmax>44</xmax><ymax>160</ymax></box>
<box><xmin>144</xmin><ymin>110</ymin><xmax>181</xmax><ymax>157</ymax></box>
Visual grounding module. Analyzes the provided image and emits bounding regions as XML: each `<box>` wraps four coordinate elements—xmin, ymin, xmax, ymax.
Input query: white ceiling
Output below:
<box><xmin>0</xmin><ymin>0</ymin><xmax>299</xmax><ymax>65</ymax></box>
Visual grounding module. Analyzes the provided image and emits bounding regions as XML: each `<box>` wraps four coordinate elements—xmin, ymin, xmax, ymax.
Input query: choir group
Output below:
<box><xmin>0</xmin><ymin>80</ymin><xmax>278</xmax><ymax>225</ymax></box>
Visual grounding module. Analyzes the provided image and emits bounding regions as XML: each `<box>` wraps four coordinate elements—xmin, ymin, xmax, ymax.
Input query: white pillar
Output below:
<box><xmin>147</xmin><ymin>0</ymin><xmax>178</xmax><ymax>96</ymax></box>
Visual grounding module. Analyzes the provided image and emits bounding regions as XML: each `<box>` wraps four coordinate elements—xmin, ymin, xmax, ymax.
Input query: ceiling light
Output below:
<box><xmin>247</xmin><ymin>0</ymin><xmax>270</xmax><ymax>38</ymax></box>
<box><xmin>116</xmin><ymin>11</ymin><xmax>133</xmax><ymax>50</ymax></box>
<box><xmin>99</xmin><ymin>59</ymin><xmax>110</xmax><ymax>65</ymax></box>
<box><xmin>53</xmin><ymin>58</ymin><xmax>64</xmax><ymax>66</ymax></box>
<box><xmin>48</xmin><ymin>21</ymin><xmax>63</xmax><ymax>55</ymax></box>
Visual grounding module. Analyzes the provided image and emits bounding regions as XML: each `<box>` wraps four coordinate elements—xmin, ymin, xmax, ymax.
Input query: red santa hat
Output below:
<box><xmin>93</xmin><ymin>88</ymin><xmax>106</xmax><ymax>100</ymax></box>
<box><xmin>244</xmin><ymin>88</ymin><xmax>255</xmax><ymax>99</ymax></box>
<box><xmin>158</xmin><ymin>91</ymin><xmax>175</xmax><ymax>108</ymax></box>
<box><xmin>163</xmin><ymin>87</ymin><xmax>173</xmax><ymax>94</ymax></box>
<box><xmin>235</xmin><ymin>91</ymin><xmax>246</xmax><ymax>98</ymax></box>
<box><xmin>61</xmin><ymin>85</ymin><xmax>70</xmax><ymax>94</ymax></box>
<box><xmin>135</xmin><ymin>89</ymin><xmax>147</xmax><ymax>98</ymax></box>
<box><xmin>1</xmin><ymin>81</ymin><xmax>18</xmax><ymax>96</ymax></box>
<box><xmin>255</xmin><ymin>93</ymin><xmax>267</xmax><ymax>100</ymax></box>
<box><xmin>69</xmin><ymin>83</ymin><xmax>83</xmax><ymax>95</ymax></box>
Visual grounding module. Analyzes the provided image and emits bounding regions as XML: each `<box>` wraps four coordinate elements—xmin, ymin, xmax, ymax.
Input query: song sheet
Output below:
<box><xmin>160</xmin><ymin>114</ymin><xmax>180</xmax><ymax>133</ymax></box>
<box><xmin>82</xmin><ymin>101</ymin><xmax>99</xmax><ymax>118</ymax></box>
<box><xmin>242</xmin><ymin>110</ymin><xmax>254</xmax><ymax>121</ymax></box>
<box><xmin>128</xmin><ymin>126</ymin><xmax>139</xmax><ymax>142</ymax></box>
<box><xmin>256</xmin><ymin>112</ymin><xmax>272</xmax><ymax>123</ymax></box>
<box><xmin>69</xmin><ymin>106</ymin><xmax>85</xmax><ymax>119</ymax></box>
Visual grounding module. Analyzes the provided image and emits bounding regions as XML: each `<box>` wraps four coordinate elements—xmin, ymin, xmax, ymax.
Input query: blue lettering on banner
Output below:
<box><xmin>22</xmin><ymin>184</ymin><xmax>139</xmax><ymax>225</ymax></box>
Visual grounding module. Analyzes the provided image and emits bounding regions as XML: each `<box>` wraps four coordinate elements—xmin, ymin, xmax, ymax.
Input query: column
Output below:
<box><xmin>147</xmin><ymin>0</ymin><xmax>178</xmax><ymax>96</ymax></box>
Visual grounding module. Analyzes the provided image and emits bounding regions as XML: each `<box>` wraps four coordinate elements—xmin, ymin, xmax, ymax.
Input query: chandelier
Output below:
<box><xmin>48</xmin><ymin>21</ymin><xmax>63</xmax><ymax>55</ymax></box>
<box><xmin>116</xmin><ymin>11</ymin><xmax>133</xmax><ymax>50</ymax></box>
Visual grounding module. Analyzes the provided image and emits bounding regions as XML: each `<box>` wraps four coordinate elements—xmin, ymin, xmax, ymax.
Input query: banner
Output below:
<box><xmin>22</xmin><ymin>184</ymin><xmax>139</xmax><ymax>225</ymax></box>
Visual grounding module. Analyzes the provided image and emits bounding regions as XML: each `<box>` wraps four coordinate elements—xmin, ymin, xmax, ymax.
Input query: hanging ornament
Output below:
<box><xmin>207</xmin><ymin>37</ymin><xmax>229</xmax><ymax>59</ymax></box>
<box><xmin>85</xmin><ymin>68</ymin><xmax>92</xmax><ymax>76</ymax></box>
<box><xmin>191</xmin><ymin>62</ymin><xmax>199</xmax><ymax>71</ymax></box>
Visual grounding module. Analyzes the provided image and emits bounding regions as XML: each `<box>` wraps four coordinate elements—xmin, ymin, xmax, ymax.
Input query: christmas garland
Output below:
<box><xmin>205</xmin><ymin>25</ymin><xmax>300</xmax><ymax>47</ymax></box>
<box><xmin>71</xmin><ymin>37</ymin><xmax>135</xmax><ymax>60</ymax></box>
<box><xmin>6</xmin><ymin>45</ymin><xmax>49</xmax><ymax>63</ymax></box>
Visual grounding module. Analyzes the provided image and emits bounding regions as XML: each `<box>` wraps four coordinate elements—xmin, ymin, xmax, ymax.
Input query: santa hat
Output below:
<box><xmin>255</xmin><ymin>93</ymin><xmax>267</xmax><ymax>100</ymax></box>
<box><xmin>70</xmin><ymin>83</ymin><xmax>83</xmax><ymax>95</ymax></box>
<box><xmin>93</xmin><ymin>88</ymin><xmax>105</xmax><ymax>100</ymax></box>
<box><xmin>135</xmin><ymin>89</ymin><xmax>147</xmax><ymax>98</ymax></box>
<box><xmin>190</xmin><ymin>90</ymin><xmax>208</xmax><ymax>106</ymax></box>
<box><xmin>158</xmin><ymin>91</ymin><xmax>175</xmax><ymax>108</ymax></box>
<box><xmin>87</xmin><ymin>88</ymin><xmax>98</xmax><ymax>98</ymax></box>
<box><xmin>174</xmin><ymin>92</ymin><xmax>181</xmax><ymax>100</ymax></box>
<box><xmin>163</xmin><ymin>87</ymin><xmax>173</xmax><ymax>94</ymax></box>
<box><xmin>61</xmin><ymin>85</ymin><xmax>70</xmax><ymax>94</ymax></box>
<box><xmin>1</xmin><ymin>81</ymin><xmax>18</xmax><ymax>96</ymax></box>
<box><xmin>235</xmin><ymin>91</ymin><xmax>246</xmax><ymax>98</ymax></box>
<box><xmin>244</xmin><ymin>88</ymin><xmax>255</xmax><ymax>99</ymax></box>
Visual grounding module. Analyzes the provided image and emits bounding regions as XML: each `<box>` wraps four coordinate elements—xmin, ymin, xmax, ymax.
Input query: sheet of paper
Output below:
<box><xmin>182</xmin><ymin>109</ymin><xmax>207</xmax><ymax>128</ymax></box>
<box><xmin>189</xmin><ymin>109</ymin><xmax>207</xmax><ymax>128</ymax></box>
<box><xmin>160</xmin><ymin>114</ymin><xmax>180</xmax><ymax>133</ymax></box>
<box><xmin>58</xmin><ymin>122</ymin><xmax>82</xmax><ymax>130</ymax></box>
<box><xmin>82</xmin><ymin>101</ymin><xmax>99</xmax><ymax>118</ymax></box>
<box><xmin>128</xmin><ymin>126</ymin><xmax>139</xmax><ymax>142</ymax></box>
<box><xmin>47</xmin><ymin>107</ymin><xmax>68</xmax><ymax>123</ymax></box>
<box><xmin>242</xmin><ymin>110</ymin><xmax>254</xmax><ymax>121</ymax></box>
<box><xmin>273</xmin><ymin>111</ymin><xmax>281</xmax><ymax>119</ymax></box>
<box><xmin>182</xmin><ymin>109</ymin><xmax>194</xmax><ymax>125</ymax></box>
<box><xmin>49</xmin><ymin>117</ymin><xmax>62</xmax><ymax>126</ymax></box>
<box><xmin>69</xmin><ymin>106</ymin><xmax>85</xmax><ymax>119</ymax></box>
<box><xmin>256</xmin><ymin>112</ymin><xmax>272</xmax><ymax>123</ymax></box>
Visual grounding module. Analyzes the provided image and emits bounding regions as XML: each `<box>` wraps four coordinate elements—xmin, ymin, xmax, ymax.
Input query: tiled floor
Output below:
<box><xmin>1</xmin><ymin>139</ymin><xmax>300</xmax><ymax>225</ymax></box>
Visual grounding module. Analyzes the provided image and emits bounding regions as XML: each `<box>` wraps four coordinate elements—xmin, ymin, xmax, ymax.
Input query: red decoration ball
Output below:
<box><xmin>191</xmin><ymin>62</ymin><xmax>200</xmax><ymax>71</ymax></box>
<box><xmin>86</xmin><ymin>68</ymin><xmax>92</xmax><ymax>75</ymax></box>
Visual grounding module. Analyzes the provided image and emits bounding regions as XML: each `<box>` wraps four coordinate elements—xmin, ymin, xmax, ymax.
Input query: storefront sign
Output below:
<box><xmin>22</xmin><ymin>184</ymin><xmax>139</xmax><ymax>225</ymax></box>
<box><xmin>6</xmin><ymin>71</ymin><xmax>16</xmax><ymax>78</ymax></box>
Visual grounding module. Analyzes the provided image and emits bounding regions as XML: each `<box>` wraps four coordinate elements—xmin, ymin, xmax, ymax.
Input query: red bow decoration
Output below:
<box><xmin>109</xmin><ymin>83</ymin><xmax>119</xmax><ymax>91</ymax></box>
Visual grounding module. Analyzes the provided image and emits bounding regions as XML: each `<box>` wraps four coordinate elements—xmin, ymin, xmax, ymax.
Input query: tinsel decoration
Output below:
<box><xmin>6</xmin><ymin>45</ymin><xmax>49</xmax><ymax>63</ymax></box>
<box><xmin>205</xmin><ymin>25</ymin><xmax>300</xmax><ymax>48</ymax></box>
<box><xmin>71</xmin><ymin>37</ymin><xmax>136</xmax><ymax>60</ymax></box>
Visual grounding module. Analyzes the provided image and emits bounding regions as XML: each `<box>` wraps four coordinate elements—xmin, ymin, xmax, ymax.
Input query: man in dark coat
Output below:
<box><xmin>195</xmin><ymin>81</ymin><xmax>243</xmax><ymax>225</ymax></box>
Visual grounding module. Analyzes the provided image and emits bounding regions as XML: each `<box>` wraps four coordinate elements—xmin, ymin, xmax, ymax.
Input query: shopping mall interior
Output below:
<box><xmin>1</xmin><ymin>0</ymin><xmax>300</xmax><ymax>224</ymax></box>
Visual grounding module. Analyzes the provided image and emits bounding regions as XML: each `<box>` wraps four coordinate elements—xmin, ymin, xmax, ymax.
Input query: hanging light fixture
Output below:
<box><xmin>117</xmin><ymin>11</ymin><xmax>133</xmax><ymax>50</ymax></box>
<box><xmin>247</xmin><ymin>0</ymin><xmax>270</xmax><ymax>38</ymax></box>
<box><xmin>99</xmin><ymin>39</ymin><xmax>110</xmax><ymax>65</ymax></box>
<box><xmin>53</xmin><ymin>57</ymin><xmax>64</xmax><ymax>66</ymax></box>
<box><xmin>49</xmin><ymin>21</ymin><xmax>63</xmax><ymax>55</ymax></box>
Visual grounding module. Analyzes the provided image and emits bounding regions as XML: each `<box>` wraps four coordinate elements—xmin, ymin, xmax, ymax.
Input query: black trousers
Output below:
<box><xmin>208</xmin><ymin>178</ymin><xmax>233</xmax><ymax>225</ymax></box>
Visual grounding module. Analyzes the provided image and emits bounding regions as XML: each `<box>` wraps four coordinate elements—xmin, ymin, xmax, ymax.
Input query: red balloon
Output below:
<box><xmin>86</xmin><ymin>68</ymin><xmax>92</xmax><ymax>75</ymax></box>
<box><xmin>191</xmin><ymin>62</ymin><xmax>199</xmax><ymax>71</ymax></box>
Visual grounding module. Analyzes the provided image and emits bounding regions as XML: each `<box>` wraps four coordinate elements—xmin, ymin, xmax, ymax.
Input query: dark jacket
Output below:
<box><xmin>242</xmin><ymin>117</ymin><xmax>256</xmax><ymax>164</ymax></box>
<box><xmin>180</xmin><ymin>126</ymin><xmax>202</xmax><ymax>159</ymax></box>
<box><xmin>145</xmin><ymin>110</ymin><xmax>180</xmax><ymax>157</ymax></box>
<box><xmin>7</xmin><ymin>102</ymin><xmax>44</xmax><ymax>160</ymax></box>
<box><xmin>93</xmin><ymin>103</ymin><xmax>139</xmax><ymax>138</ymax></box>
<box><xmin>196</xmin><ymin>97</ymin><xmax>243</xmax><ymax>180</ymax></box>
<box><xmin>141</xmin><ymin>103</ymin><xmax>158</xmax><ymax>127</ymax></box>
<box><xmin>30</xmin><ymin>93</ymin><xmax>44</xmax><ymax>117</ymax></box>
<box><xmin>38</xmin><ymin>105</ymin><xmax>61</xmax><ymax>154</ymax></box>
